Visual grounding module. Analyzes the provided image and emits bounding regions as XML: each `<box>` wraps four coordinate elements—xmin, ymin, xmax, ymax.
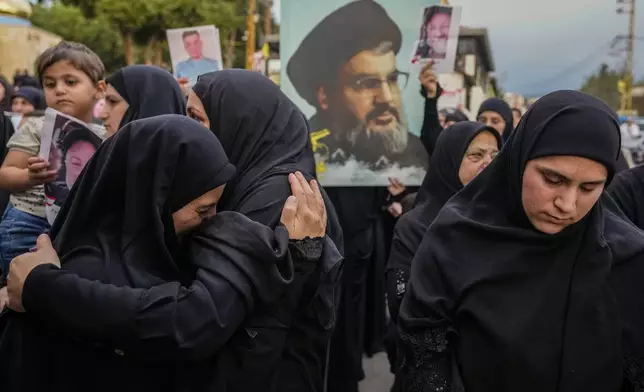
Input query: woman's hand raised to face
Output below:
<box><xmin>280</xmin><ymin>171</ymin><xmax>327</xmax><ymax>240</ymax></box>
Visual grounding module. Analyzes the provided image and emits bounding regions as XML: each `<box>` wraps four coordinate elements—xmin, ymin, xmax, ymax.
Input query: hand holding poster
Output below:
<box><xmin>167</xmin><ymin>25</ymin><xmax>224</xmax><ymax>87</ymax></box>
<box><xmin>282</xmin><ymin>0</ymin><xmax>445</xmax><ymax>186</ymax></box>
<box><xmin>39</xmin><ymin>108</ymin><xmax>102</xmax><ymax>225</ymax></box>
<box><xmin>411</xmin><ymin>5</ymin><xmax>462</xmax><ymax>74</ymax></box>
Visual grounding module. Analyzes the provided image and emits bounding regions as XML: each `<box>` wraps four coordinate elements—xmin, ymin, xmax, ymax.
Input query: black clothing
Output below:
<box><xmin>106</xmin><ymin>65</ymin><xmax>186</xmax><ymax>129</ymax></box>
<box><xmin>193</xmin><ymin>70</ymin><xmax>344</xmax><ymax>392</ymax></box>
<box><xmin>0</xmin><ymin>75</ymin><xmax>13</xmax><ymax>112</ymax></box>
<box><xmin>287</xmin><ymin>0</ymin><xmax>402</xmax><ymax>108</ymax></box>
<box><xmin>0</xmin><ymin>115</ymin><xmax>341</xmax><ymax>391</ymax></box>
<box><xmin>608</xmin><ymin>164</ymin><xmax>644</xmax><ymax>229</ymax></box>
<box><xmin>384</xmin><ymin>123</ymin><xmax>501</xmax><ymax>391</ymax></box>
<box><xmin>477</xmin><ymin>97</ymin><xmax>514</xmax><ymax>140</ymax></box>
<box><xmin>418</xmin><ymin>84</ymin><xmax>447</xmax><ymax>157</ymax></box>
<box><xmin>0</xmin><ymin>114</ymin><xmax>15</xmax><ymax>214</ymax></box>
<box><xmin>398</xmin><ymin>90</ymin><xmax>644</xmax><ymax>392</ymax></box>
<box><xmin>387</xmin><ymin>122</ymin><xmax>501</xmax><ymax>321</ymax></box>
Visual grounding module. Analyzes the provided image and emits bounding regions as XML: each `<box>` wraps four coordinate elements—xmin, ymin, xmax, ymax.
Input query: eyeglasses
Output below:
<box><xmin>465</xmin><ymin>149</ymin><xmax>498</xmax><ymax>163</ymax></box>
<box><xmin>348</xmin><ymin>70</ymin><xmax>410</xmax><ymax>95</ymax></box>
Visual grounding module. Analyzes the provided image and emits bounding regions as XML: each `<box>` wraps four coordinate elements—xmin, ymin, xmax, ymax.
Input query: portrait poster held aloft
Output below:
<box><xmin>39</xmin><ymin>108</ymin><xmax>103</xmax><ymax>225</ymax></box>
<box><xmin>166</xmin><ymin>25</ymin><xmax>224</xmax><ymax>87</ymax></box>
<box><xmin>281</xmin><ymin>0</ymin><xmax>437</xmax><ymax>187</ymax></box>
<box><xmin>410</xmin><ymin>4</ymin><xmax>461</xmax><ymax>73</ymax></box>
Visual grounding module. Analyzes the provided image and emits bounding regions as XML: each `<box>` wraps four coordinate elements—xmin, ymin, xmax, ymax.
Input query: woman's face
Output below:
<box><xmin>186</xmin><ymin>90</ymin><xmax>210</xmax><ymax>129</ymax></box>
<box><xmin>11</xmin><ymin>97</ymin><xmax>35</xmax><ymax>115</ymax></box>
<box><xmin>425</xmin><ymin>13</ymin><xmax>451</xmax><ymax>54</ymax></box>
<box><xmin>100</xmin><ymin>84</ymin><xmax>129</xmax><ymax>137</ymax></box>
<box><xmin>65</xmin><ymin>140</ymin><xmax>97</xmax><ymax>188</ymax></box>
<box><xmin>477</xmin><ymin>110</ymin><xmax>507</xmax><ymax>136</ymax></box>
<box><xmin>458</xmin><ymin>131</ymin><xmax>499</xmax><ymax>185</ymax></box>
<box><xmin>521</xmin><ymin>155</ymin><xmax>607</xmax><ymax>234</ymax></box>
<box><xmin>172</xmin><ymin>184</ymin><xmax>225</xmax><ymax>235</ymax></box>
<box><xmin>0</xmin><ymin>83</ymin><xmax>5</xmax><ymax>102</ymax></box>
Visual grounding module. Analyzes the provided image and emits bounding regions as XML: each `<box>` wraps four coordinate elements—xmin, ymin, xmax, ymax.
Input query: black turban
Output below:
<box><xmin>287</xmin><ymin>0</ymin><xmax>402</xmax><ymax>107</ymax></box>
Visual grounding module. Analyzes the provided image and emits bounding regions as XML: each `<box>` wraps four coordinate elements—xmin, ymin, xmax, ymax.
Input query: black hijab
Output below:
<box><xmin>386</xmin><ymin>122</ymin><xmax>501</xmax><ymax>322</ymax></box>
<box><xmin>51</xmin><ymin>114</ymin><xmax>235</xmax><ymax>286</ymax></box>
<box><xmin>608</xmin><ymin>164</ymin><xmax>644</xmax><ymax>229</ymax></box>
<box><xmin>414</xmin><ymin>122</ymin><xmax>501</xmax><ymax>206</ymax></box>
<box><xmin>444</xmin><ymin>110</ymin><xmax>468</xmax><ymax>124</ymax></box>
<box><xmin>193</xmin><ymin>70</ymin><xmax>344</xmax><ymax>391</ymax></box>
<box><xmin>193</xmin><ymin>70</ymin><xmax>318</xmax><ymax>215</ymax></box>
<box><xmin>0</xmin><ymin>75</ymin><xmax>13</xmax><ymax>112</ymax></box>
<box><xmin>106</xmin><ymin>65</ymin><xmax>186</xmax><ymax>130</ymax></box>
<box><xmin>477</xmin><ymin>97</ymin><xmax>514</xmax><ymax>140</ymax></box>
<box><xmin>400</xmin><ymin>90</ymin><xmax>644</xmax><ymax>392</ymax></box>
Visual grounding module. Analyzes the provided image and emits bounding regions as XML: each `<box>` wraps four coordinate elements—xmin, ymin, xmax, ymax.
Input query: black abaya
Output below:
<box><xmin>0</xmin><ymin>115</ymin><xmax>342</xmax><ymax>391</ymax></box>
<box><xmin>106</xmin><ymin>65</ymin><xmax>186</xmax><ymax>129</ymax></box>
<box><xmin>193</xmin><ymin>70</ymin><xmax>344</xmax><ymax>392</ymax></box>
<box><xmin>398</xmin><ymin>90</ymin><xmax>644</xmax><ymax>392</ymax></box>
<box><xmin>608</xmin><ymin>164</ymin><xmax>644</xmax><ymax>229</ymax></box>
<box><xmin>387</xmin><ymin>122</ymin><xmax>501</xmax><ymax>323</ymax></box>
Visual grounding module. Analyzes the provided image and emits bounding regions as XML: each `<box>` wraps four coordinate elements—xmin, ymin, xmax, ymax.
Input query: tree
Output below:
<box><xmin>580</xmin><ymin>63</ymin><xmax>621</xmax><ymax>111</ymax></box>
<box><xmin>30</xmin><ymin>3</ymin><xmax>125</xmax><ymax>73</ymax></box>
<box><xmin>59</xmin><ymin>0</ymin><xmax>97</xmax><ymax>17</ymax></box>
<box><xmin>96</xmin><ymin>0</ymin><xmax>158</xmax><ymax>65</ymax></box>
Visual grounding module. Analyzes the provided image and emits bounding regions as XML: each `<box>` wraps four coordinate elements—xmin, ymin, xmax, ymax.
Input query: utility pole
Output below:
<box><xmin>264</xmin><ymin>0</ymin><xmax>273</xmax><ymax>37</ymax></box>
<box><xmin>617</xmin><ymin>0</ymin><xmax>636</xmax><ymax>114</ymax></box>
<box><xmin>245</xmin><ymin>0</ymin><xmax>257</xmax><ymax>70</ymax></box>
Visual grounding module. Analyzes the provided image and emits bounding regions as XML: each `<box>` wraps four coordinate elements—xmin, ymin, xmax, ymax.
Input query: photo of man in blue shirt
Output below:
<box><xmin>175</xmin><ymin>30</ymin><xmax>221</xmax><ymax>85</ymax></box>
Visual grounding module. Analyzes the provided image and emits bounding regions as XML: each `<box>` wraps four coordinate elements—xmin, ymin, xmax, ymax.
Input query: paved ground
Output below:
<box><xmin>359</xmin><ymin>352</ymin><xmax>394</xmax><ymax>392</ymax></box>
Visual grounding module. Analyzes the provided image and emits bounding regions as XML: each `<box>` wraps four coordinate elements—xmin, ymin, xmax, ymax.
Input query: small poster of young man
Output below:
<box><xmin>167</xmin><ymin>25</ymin><xmax>224</xmax><ymax>86</ymax></box>
<box><xmin>411</xmin><ymin>4</ymin><xmax>461</xmax><ymax>74</ymax></box>
<box><xmin>39</xmin><ymin>108</ymin><xmax>103</xmax><ymax>224</ymax></box>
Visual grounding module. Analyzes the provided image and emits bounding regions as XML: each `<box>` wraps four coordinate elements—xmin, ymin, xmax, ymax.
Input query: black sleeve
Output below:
<box><xmin>419</xmin><ymin>84</ymin><xmax>443</xmax><ymax>157</ymax></box>
<box><xmin>607</xmin><ymin>170</ymin><xmax>641</xmax><ymax>228</ymax></box>
<box><xmin>397</xmin><ymin>312</ymin><xmax>452</xmax><ymax>392</ymax></box>
<box><xmin>23</xmin><ymin>262</ymin><xmax>251</xmax><ymax>361</ymax></box>
<box><xmin>21</xmin><ymin>213</ymin><xmax>314</xmax><ymax>362</ymax></box>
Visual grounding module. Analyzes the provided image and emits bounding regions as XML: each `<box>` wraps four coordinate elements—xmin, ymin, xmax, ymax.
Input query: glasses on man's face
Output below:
<box><xmin>348</xmin><ymin>70</ymin><xmax>410</xmax><ymax>95</ymax></box>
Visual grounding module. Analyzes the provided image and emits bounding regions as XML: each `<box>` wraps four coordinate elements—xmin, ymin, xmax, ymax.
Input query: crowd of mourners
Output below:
<box><xmin>0</xmin><ymin>40</ymin><xmax>644</xmax><ymax>392</ymax></box>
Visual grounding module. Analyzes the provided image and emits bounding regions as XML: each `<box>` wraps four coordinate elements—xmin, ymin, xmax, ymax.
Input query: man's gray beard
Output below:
<box><xmin>346</xmin><ymin>120</ymin><xmax>409</xmax><ymax>155</ymax></box>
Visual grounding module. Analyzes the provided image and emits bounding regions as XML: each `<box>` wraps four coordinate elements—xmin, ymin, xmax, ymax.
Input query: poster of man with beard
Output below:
<box><xmin>282</xmin><ymin>0</ymin><xmax>431</xmax><ymax>186</ymax></box>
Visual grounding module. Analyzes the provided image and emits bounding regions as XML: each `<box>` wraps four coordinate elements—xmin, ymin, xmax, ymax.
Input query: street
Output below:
<box><xmin>359</xmin><ymin>352</ymin><xmax>394</xmax><ymax>392</ymax></box>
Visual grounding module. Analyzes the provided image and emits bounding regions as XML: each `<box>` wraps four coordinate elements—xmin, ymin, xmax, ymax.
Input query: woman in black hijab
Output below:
<box><xmin>100</xmin><ymin>65</ymin><xmax>186</xmax><ymax>136</ymax></box>
<box><xmin>476</xmin><ymin>97</ymin><xmax>514</xmax><ymax>140</ymax></box>
<box><xmin>397</xmin><ymin>90</ymin><xmax>644</xmax><ymax>392</ymax></box>
<box><xmin>0</xmin><ymin>115</ymin><xmax>340</xmax><ymax>391</ymax></box>
<box><xmin>383</xmin><ymin>122</ymin><xmax>501</xmax><ymax>388</ymax></box>
<box><xmin>190</xmin><ymin>70</ymin><xmax>344</xmax><ymax>392</ymax></box>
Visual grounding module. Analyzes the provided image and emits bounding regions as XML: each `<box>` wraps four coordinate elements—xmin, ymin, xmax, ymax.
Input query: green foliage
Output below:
<box><xmin>580</xmin><ymin>63</ymin><xmax>621</xmax><ymax>111</ymax></box>
<box><xmin>31</xmin><ymin>0</ymin><xmax>275</xmax><ymax>70</ymax></box>
<box><xmin>30</xmin><ymin>3</ymin><xmax>125</xmax><ymax>73</ymax></box>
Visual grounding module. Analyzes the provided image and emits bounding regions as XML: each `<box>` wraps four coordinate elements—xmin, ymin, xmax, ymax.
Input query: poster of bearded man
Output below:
<box><xmin>282</xmin><ymin>0</ymin><xmax>439</xmax><ymax>186</ymax></box>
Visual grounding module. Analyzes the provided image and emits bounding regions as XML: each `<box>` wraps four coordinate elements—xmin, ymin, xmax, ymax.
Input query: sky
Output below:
<box><xmin>273</xmin><ymin>0</ymin><xmax>643</xmax><ymax>96</ymax></box>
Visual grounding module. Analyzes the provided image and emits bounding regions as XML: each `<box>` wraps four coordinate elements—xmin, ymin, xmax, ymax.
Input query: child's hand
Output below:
<box><xmin>27</xmin><ymin>157</ymin><xmax>57</xmax><ymax>185</ymax></box>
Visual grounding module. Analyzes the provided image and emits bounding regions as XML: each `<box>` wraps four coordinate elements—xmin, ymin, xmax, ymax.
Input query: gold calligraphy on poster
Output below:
<box><xmin>310</xmin><ymin>128</ymin><xmax>331</xmax><ymax>176</ymax></box>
